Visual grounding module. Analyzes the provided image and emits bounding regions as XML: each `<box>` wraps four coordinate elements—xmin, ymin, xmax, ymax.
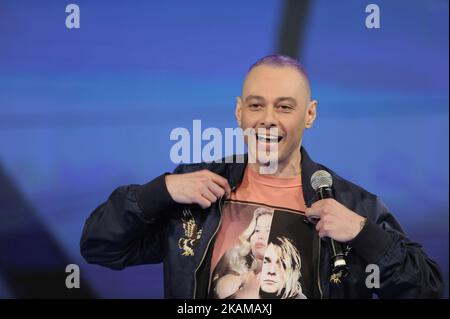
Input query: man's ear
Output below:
<box><xmin>305</xmin><ymin>100</ymin><xmax>317</xmax><ymax>129</ymax></box>
<box><xmin>235</xmin><ymin>96</ymin><xmax>242</xmax><ymax>127</ymax></box>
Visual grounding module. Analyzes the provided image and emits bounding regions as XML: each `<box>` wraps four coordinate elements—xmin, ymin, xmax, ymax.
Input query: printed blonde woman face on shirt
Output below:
<box><xmin>236</xmin><ymin>206</ymin><xmax>274</xmax><ymax>269</ymax></box>
<box><xmin>249</xmin><ymin>213</ymin><xmax>272</xmax><ymax>260</ymax></box>
<box><xmin>210</xmin><ymin>206</ymin><xmax>274</xmax><ymax>299</ymax></box>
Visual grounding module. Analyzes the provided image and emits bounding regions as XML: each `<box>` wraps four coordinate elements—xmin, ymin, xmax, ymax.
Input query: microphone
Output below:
<box><xmin>310</xmin><ymin>170</ymin><xmax>349</xmax><ymax>284</ymax></box>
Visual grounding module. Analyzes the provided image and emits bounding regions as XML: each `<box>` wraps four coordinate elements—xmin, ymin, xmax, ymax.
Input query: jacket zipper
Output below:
<box><xmin>193</xmin><ymin>186</ymin><xmax>235</xmax><ymax>298</ymax></box>
<box><xmin>317</xmin><ymin>236</ymin><xmax>324</xmax><ymax>299</ymax></box>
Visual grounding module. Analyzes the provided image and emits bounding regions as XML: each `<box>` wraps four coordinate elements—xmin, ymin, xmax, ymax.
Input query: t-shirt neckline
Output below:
<box><xmin>246</xmin><ymin>166</ymin><xmax>302</xmax><ymax>188</ymax></box>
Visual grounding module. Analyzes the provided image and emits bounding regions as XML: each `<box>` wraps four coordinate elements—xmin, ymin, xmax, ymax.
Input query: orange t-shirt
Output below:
<box><xmin>230</xmin><ymin>166</ymin><xmax>307</xmax><ymax>212</ymax></box>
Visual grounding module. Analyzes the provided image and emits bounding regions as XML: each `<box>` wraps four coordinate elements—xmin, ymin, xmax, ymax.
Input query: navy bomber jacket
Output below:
<box><xmin>80</xmin><ymin>147</ymin><xmax>443</xmax><ymax>298</ymax></box>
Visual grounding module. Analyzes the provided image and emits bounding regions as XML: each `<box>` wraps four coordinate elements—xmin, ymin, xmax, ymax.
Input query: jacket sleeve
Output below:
<box><xmin>80</xmin><ymin>169</ymin><xmax>181</xmax><ymax>270</ymax></box>
<box><xmin>349</xmin><ymin>196</ymin><xmax>444</xmax><ymax>298</ymax></box>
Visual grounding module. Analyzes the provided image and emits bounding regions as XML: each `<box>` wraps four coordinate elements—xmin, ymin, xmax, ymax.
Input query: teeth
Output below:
<box><xmin>257</xmin><ymin>134</ymin><xmax>280</xmax><ymax>142</ymax></box>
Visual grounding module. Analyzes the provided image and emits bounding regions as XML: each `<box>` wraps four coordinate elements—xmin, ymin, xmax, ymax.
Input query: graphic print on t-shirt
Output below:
<box><xmin>209</xmin><ymin>199</ymin><xmax>314</xmax><ymax>299</ymax></box>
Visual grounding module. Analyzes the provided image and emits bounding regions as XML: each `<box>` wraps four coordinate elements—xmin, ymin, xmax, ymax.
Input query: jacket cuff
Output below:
<box><xmin>136</xmin><ymin>173</ymin><xmax>178</xmax><ymax>220</ymax></box>
<box><xmin>349</xmin><ymin>220</ymin><xmax>395</xmax><ymax>264</ymax></box>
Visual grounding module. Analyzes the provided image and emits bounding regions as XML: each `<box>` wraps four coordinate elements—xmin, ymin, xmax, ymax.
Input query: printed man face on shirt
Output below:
<box><xmin>260</xmin><ymin>243</ymin><xmax>286</xmax><ymax>293</ymax></box>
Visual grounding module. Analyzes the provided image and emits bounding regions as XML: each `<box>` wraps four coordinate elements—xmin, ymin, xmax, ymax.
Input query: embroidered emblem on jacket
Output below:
<box><xmin>178</xmin><ymin>209</ymin><xmax>202</xmax><ymax>256</ymax></box>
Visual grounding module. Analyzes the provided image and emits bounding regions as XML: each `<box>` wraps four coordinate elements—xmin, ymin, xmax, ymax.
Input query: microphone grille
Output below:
<box><xmin>310</xmin><ymin>170</ymin><xmax>333</xmax><ymax>191</ymax></box>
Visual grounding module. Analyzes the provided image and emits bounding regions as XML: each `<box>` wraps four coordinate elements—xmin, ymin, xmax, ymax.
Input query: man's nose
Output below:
<box><xmin>267</xmin><ymin>263</ymin><xmax>276</xmax><ymax>274</ymax></box>
<box><xmin>260</xmin><ymin>106</ymin><xmax>277</xmax><ymax>127</ymax></box>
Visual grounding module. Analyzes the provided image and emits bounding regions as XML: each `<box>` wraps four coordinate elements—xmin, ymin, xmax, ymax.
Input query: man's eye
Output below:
<box><xmin>279</xmin><ymin>105</ymin><xmax>293</xmax><ymax>111</ymax></box>
<box><xmin>249</xmin><ymin>104</ymin><xmax>261</xmax><ymax>109</ymax></box>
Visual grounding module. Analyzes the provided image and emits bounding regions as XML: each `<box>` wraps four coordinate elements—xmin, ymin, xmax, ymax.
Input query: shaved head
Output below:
<box><xmin>243</xmin><ymin>54</ymin><xmax>311</xmax><ymax>101</ymax></box>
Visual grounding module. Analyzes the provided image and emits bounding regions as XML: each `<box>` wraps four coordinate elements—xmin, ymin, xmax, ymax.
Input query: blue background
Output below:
<box><xmin>0</xmin><ymin>0</ymin><xmax>448</xmax><ymax>298</ymax></box>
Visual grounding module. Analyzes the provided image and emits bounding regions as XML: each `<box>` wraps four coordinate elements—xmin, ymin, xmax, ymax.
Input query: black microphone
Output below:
<box><xmin>310</xmin><ymin>170</ymin><xmax>349</xmax><ymax>284</ymax></box>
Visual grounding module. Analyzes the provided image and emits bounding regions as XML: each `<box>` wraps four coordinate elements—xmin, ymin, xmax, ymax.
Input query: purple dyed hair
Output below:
<box><xmin>246</xmin><ymin>54</ymin><xmax>311</xmax><ymax>95</ymax></box>
<box><xmin>248</xmin><ymin>54</ymin><xmax>308</xmax><ymax>78</ymax></box>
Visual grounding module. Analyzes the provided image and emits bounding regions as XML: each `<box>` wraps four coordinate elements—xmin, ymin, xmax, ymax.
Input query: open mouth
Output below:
<box><xmin>256</xmin><ymin>133</ymin><xmax>283</xmax><ymax>144</ymax></box>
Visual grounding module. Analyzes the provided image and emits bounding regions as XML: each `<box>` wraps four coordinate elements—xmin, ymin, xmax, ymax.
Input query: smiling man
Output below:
<box><xmin>80</xmin><ymin>54</ymin><xmax>443</xmax><ymax>299</ymax></box>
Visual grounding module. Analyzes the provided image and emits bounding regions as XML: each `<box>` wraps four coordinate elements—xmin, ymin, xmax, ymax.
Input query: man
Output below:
<box><xmin>80</xmin><ymin>54</ymin><xmax>443</xmax><ymax>298</ymax></box>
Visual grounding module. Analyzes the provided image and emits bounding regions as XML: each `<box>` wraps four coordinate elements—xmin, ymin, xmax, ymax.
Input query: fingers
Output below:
<box><xmin>206</xmin><ymin>170</ymin><xmax>232</xmax><ymax>196</ymax></box>
<box><xmin>190</xmin><ymin>170</ymin><xmax>233</xmax><ymax>209</ymax></box>
<box><xmin>314</xmin><ymin>211</ymin><xmax>338</xmax><ymax>239</ymax></box>
<box><xmin>198</xmin><ymin>180</ymin><xmax>229</xmax><ymax>209</ymax></box>
<box><xmin>305</xmin><ymin>198</ymin><xmax>337</xmax><ymax>219</ymax></box>
<box><xmin>196</xmin><ymin>195</ymin><xmax>212</xmax><ymax>209</ymax></box>
<box><xmin>308</xmin><ymin>199</ymin><xmax>359</xmax><ymax>242</ymax></box>
<box><xmin>200</xmin><ymin>188</ymin><xmax>217</xmax><ymax>203</ymax></box>
<box><xmin>309</xmin><ymin>199</ymin><xmax>335</xmax><ymax>238</ymax></box>
<box><xmin>207</xmin><ymin>181</ymin><xmax>226</xmax><ymax>199</ymax></box>
<box><xmin>315</xmin><ymin>219</ymin><xmax>326</xmax><ymax>238</ymax></box>
<box><xmin>305</xmin><ymin>206</ymin><xmax>322</xmax><ymax>220</ymax></box>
